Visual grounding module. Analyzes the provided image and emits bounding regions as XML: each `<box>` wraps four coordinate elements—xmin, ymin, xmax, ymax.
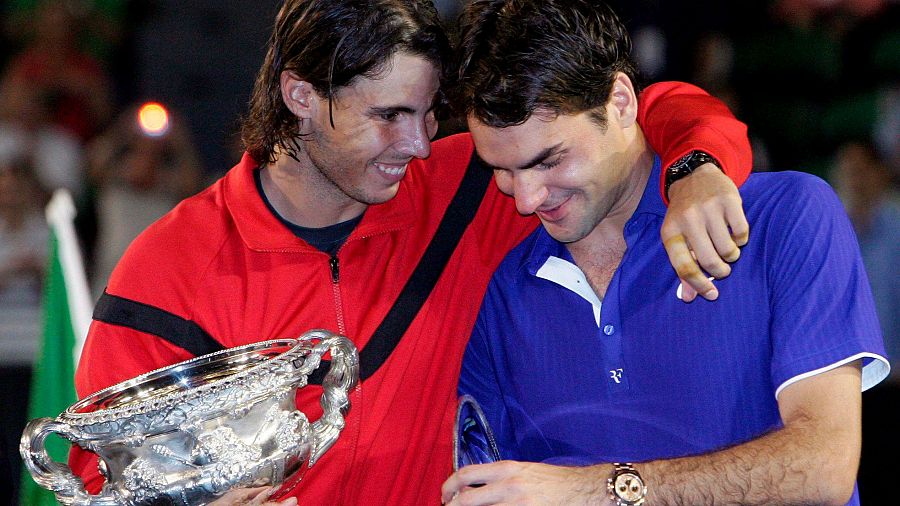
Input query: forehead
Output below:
<box><xmin>469</xmin><ymin>112</ymin><xmax>578</xmax><ymax>169</ymax></box>
<box><xmin>335</xmin><ymin>52</ymin><xmax>440</xmax><ymax>108</ymax></box>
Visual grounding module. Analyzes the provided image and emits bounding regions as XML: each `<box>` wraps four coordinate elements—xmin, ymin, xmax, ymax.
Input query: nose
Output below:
<box><xmin>395</xmin><ymin>116</ymin><xmax>433</xmax><ymax>159</ymax></box>
<box><xmin>511</xmin><ymin>171</ymin><xmax>548</xmax><ymax>215</ymax></box>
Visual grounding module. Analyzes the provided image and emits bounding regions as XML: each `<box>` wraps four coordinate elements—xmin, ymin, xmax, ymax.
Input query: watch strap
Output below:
<box><xmin>664</xmin><ymin>150</ymin><xmax>722</xmax><ymax>199</ymax></box>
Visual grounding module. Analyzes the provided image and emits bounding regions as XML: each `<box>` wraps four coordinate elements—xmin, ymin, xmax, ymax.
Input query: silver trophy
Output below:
<box><xmin>20</xmin><ymin>329</ymin><xmax>359</xmax><ymax>505</ymax></box>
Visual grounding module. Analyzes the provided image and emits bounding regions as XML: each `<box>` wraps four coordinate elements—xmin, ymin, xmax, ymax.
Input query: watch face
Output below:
<box><xmin>671</xmin><ymin>151</ymin><xmax>695</xmax><ymax>169</ymax></box>
<box><xmin>614</xmin><ymin>472</ymin><xmax>645</xmax><ymax>502</ymax></box>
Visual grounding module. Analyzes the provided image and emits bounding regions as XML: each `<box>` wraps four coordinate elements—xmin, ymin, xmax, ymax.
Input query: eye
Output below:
<box><xmin>378</xmin><ymin>111</ymin><xmax>400</xmax><ymax>122</ymax></box>
<box><xmin>538</xmin><ymin>157</ymin><xmax>562</xmax><ymax>170</ymax></box>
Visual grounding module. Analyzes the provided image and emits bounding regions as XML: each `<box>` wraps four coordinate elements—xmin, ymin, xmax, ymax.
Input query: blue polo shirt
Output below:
<box><xmin>459</xmin><ymin>158</ymin><xmax>889</xmax><ymax>504</ymax></box>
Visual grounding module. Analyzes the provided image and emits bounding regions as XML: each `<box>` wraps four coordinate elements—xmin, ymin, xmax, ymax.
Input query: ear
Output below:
<box><xmin>608</xmin><ymin>72</ymin><xmax>638</xmax><ymax>128</ymax></box>
<box><xmin>280</xmin><ymin>71</ymin><xmax>319</xmax><ymax>120</ymax></box>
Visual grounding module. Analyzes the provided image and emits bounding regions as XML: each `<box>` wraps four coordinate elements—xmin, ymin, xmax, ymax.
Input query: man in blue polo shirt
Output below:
<box><xmin>441</xmin><ymin>1</ymin><xmax>890</xmax><ymax>505</ymax></box>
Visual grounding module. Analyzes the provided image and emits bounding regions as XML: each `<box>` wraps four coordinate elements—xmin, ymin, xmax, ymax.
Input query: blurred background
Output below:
<box><xmin>0</xmin><ymin>0</ymin><xmax>896</xmax><ymax>503</ymax></box>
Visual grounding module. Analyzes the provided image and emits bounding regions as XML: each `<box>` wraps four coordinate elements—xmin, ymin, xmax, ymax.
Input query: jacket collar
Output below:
<box><xmin>224</xmin><ymin>153</ymin><xmax>417</xmax><ymax>252</ymax></box>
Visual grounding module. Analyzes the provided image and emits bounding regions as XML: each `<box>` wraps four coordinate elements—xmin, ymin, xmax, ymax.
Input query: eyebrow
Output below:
<box><xmin>368</xmin><ymin>106</ymin><xmax>416</xmax><ymax>116</ymax></box>
<box><xmin>482</xmin><ymin>142</ymin><xmax>564</xmax><ymax>171</ymax></box>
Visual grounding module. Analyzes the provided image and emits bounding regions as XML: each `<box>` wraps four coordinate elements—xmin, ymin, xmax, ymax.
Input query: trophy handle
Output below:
<box><xmin>20</xmin><ymin>417</ymin><xmax>119</xmax><ymax>505</ymax></box>
<box><xmin>300</xmin><ymin>330</ymin><xmax>359</xmax><ymax>467</ymax></box>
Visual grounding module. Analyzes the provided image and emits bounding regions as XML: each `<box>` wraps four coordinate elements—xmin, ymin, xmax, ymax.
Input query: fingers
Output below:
<box><xmin>699</xmin><ymin>195</ymin><xmax>749</xmax><ymax>271</ymax></box>
<box><xmin>249</xmin><ymin>488</ymin><xmax>276</xmax><ymax>505</ymax></box>
<box><xmin>442</xmin><ymin>463</ymin><xmax>508</xmax><ymax>504</ymax></box>
<box><xmin>210</xmin><ymin>487</ymin><xmax>270</xmax><ymax>505</ymax></box>
<box><xmin>446</xmin><ymin>484</ymin><xmax>509</xmax><ymax>506</ymax></box>
<box><xmin>254</xmin><ymin>488</ymin><xmax>298</xmax><ymax>506</ymax></box>
<box><xmin>662</xmin><ymin>233</ymin><xmax>718</xmax><ymax>300</ymax></box>
<box><xmin>663</xmin><ymin>163</ymin><xmax>751</xmax><ymax>301</ymax></box>
<box><xmin>442</xmin><ymin>468</ymin><xmax>478</xmax><ymax>504</ymax></box>
<box><xmin>706</xmin><ymin>213</ymin><xmax>741</xmax><ymax>264</ymax></box>
<box><xmin>725</xmin><ymin>197</ymin><xmax>750</xmax><ymax>246</ymax></box>
<box><xmin>686</xmin><ymin>222</ymin><xmax>732</xmax><ymax>280</ymax></box>
<box><xmin>209</xmin><ymin>487</ymin><xmax>298</xmax><ymax>506</ymax></box>
<box><xmin>677</xmin><ymin>277</ymin><xmax>699</xmax><ymax>303</ymax></box>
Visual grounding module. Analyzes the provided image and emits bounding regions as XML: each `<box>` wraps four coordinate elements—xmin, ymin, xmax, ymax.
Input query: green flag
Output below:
<box><xmin>20</xmin><ymin>190</ymin><xmax>92</xmax><ymax>506</ymax></box>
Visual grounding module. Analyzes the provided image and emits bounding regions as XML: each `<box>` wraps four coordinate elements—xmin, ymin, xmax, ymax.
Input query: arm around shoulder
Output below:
<box><xmin>637</xmin><ymin>81</ymin><xmax>752</xmax><ymax>188</ymax></box>
<box><xmin>637</xmin><ymin>81</ymin><xmax>753</xmax><ymax>301</ymax></box>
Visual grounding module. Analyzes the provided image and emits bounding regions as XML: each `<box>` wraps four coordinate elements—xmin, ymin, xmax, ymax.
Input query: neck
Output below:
<box><xmin>569</xmin><ymin>130</ymin><xmax>654</xmax><ymax>258</ymax></box>
<box><xmin>261</xmin><ymin>148</ymin><xmax>367</xmax><ymax>228</ymax></box>
<box><xmin>565</xmin><ymin>131</ymin><xmax>653</xmax><ymax>299</ymax></box>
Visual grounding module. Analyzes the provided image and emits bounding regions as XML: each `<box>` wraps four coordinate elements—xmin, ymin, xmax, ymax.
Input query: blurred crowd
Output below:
<box><xmin>0</xmin><ymin>0</ymin><xmax>207</xmax><ymax>368</ymax></box>
<box><xmin>0</xmin><ymin>0</ymin><xmax>896</xmax><ymax>502</ymax></box>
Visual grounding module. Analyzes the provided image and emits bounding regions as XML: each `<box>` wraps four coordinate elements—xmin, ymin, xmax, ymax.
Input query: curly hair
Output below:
<box><xmin>241</xmin><ymin>0</ymin><xmax>450</xmax><ymax>164</ymax></box>
<box><xmin>454</xmin><ymin>0</ymin><xmax>642</xmax><ymax>129</ymax></box>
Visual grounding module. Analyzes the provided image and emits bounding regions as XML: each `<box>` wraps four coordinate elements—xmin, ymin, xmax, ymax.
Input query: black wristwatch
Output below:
<box><xmin>664</xmin><ymin>150</ymin><xmax>722</xmax><ymax>199</ymax></box>
<box><xmin>607</xmin><ymin>463</ymin><xmax>647</xmax><ymax>506</ymax></box>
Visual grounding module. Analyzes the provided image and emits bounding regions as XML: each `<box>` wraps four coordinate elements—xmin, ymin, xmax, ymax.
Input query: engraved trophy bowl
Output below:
<box><xmin>20</xmin><ymin>329</ymin><xmax>359</xmax><ymax>506</ymax></box>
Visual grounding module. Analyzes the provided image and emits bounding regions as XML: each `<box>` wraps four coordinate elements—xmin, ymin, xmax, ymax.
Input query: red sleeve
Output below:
<box><xmin>636</xmin><ymin>81</ymin><xmax>752</xmax><ymax>204</ymax></box>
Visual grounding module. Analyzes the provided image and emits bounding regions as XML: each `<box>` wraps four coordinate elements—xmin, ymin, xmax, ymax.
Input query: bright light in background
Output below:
<box><xmin>137</xmin><ymin>102</ymin><xmax>170</xmax><ymax>137</ymax></box>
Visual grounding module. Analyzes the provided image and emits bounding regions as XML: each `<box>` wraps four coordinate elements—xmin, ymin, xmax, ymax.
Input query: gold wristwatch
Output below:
<box><xmin>607</xmin><ymin>463</ymin><xmax>647</xmax><ymax>506</ymax></box>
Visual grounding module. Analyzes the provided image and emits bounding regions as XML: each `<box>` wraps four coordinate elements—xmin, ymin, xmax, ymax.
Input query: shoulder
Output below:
<box><xmin>412</xmin><ymin>133</ymin><xmax>474</xmax><ymax>177</ymax></box>
<box><xmin>742</xmin><ymin>170</ymin><xmax>837</xmax><ymax>203</ymax></box>
<box><xmin>135</xmin><ymin>181</ymin><xmax>230</xmax><ymax>253</ymax></box>
<box><xmin>488</xmin><ymin>226</ymin><xmax>545</xmax><ymax>288</ymax></box>
<box><xmin>398</xmin><ymin>133</ymin><xmax>475</xmax><ymax>209</ymax></box>
<box><xmin>106</xmin><ymin>178</ymin><xmax>233</xmax><ymax>307</ymax></box>
<box><xmin>741</xmin><ymin>171</ymin><xmax>845</xmax><ymax>228</ymax></box>
<box><xmin>430</xmin><ymin>132</ymin><xmax>475</xmax><ymax>163</ymax></box>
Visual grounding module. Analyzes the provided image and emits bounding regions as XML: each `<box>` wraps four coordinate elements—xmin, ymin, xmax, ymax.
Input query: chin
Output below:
<box><xmin>363</xmin><ymin>186</ymin><xmax>401</xmax><ymax>205</ymax></box>
<box><xmin>543</xmin><ymin>222</ymin><xmax>591</xmax><ymax>244</ymax></box>
<box><xmin>542</xmin><ymin>225</ymin><xmax>575</xmax><ymax>243</ymax></box>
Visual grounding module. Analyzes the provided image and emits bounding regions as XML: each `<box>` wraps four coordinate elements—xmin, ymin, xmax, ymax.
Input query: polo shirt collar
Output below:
<box><xmin>631</xmin><ymin>154</ymin><xmax>665</xmax><ymax>219</ymax></box>
<box><xmin>224</xmin><ymin>152</ymin><xmax>417</xmax><ymax>252</ymax></box>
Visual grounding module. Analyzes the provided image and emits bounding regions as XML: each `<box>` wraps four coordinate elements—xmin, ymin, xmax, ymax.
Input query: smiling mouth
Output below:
<box><xmin>374</xmin><ymin>162</ymin><xmax>408</xmax><ymax>176</ymax></box>
<box><xmin>536</xmin><ymin>195</ymin><xmax>571</xmax><ymax>222</ymax></box>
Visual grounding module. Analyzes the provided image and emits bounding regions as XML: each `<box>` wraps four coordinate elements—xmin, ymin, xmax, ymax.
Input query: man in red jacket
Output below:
<box><xmin>69</xmin><ymin>1</ymin><xmax>752</xmax><ymax>504</ymax></box>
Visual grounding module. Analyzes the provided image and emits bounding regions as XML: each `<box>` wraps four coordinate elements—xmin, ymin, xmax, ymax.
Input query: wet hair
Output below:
<box><xmin>454</xmin><ymin>0</ymin><xmax>642</xmax><ymax>129</ymax></box>
<box><xmin>241</xmin><ymin>0</ymin><xmax>451</xmax><ymax>164</ymax></box>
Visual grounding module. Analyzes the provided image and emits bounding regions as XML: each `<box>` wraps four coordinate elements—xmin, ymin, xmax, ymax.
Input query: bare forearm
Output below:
<box><xmin>633</xmin><ymin>416</ymin><xmax>859</xmax><ymax>505</ymax></box>
<box><xmin>443</xmin><ymin>425</ymin><xmax>855</xmax><ymax>506</ymax></box>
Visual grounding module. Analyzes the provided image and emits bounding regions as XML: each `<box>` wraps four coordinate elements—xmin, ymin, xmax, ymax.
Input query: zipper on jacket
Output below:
<box><xmin>329</xmin><ymin>256</ymin><xmax>340</xmax><ymax>283</ymax></box>
<box><xmin>329</xmin><ymin>255</ymin><xmax>347</xmax><ymax>335</ymax></box>
<box><xmin>328</xmin><ymin>252</ymin><xmax>356</xmax><ymax>506</ymax></box>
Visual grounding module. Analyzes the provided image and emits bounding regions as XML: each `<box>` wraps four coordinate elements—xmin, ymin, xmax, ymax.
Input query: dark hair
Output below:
<box><xmin>241</xmin><ymin>0</ymin><xmax>451</xmax><ymax>164</ymax></box>
<box><xmin>454</xmin><ymin>0</ymin><xmax>642</xmax><ymax>129</ymax></box>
